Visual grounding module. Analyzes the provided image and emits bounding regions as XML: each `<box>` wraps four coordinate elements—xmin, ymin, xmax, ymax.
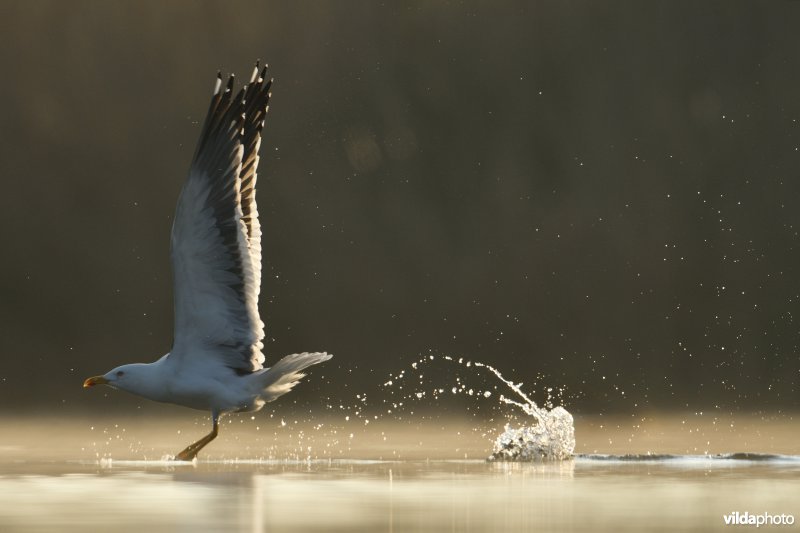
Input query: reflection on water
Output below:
<box><xmin>1</xmin><ymin>458</ymin><xmax>799</xmax><ymax>532</ymax></box>
<box><xmin>0</xmin><ymin>415</ymin><xmax>798</xmax><ymax>531</ymax></box>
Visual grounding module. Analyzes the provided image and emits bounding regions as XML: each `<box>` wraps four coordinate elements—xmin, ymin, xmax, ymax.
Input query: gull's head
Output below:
<box><xmin>83</xmin><ymin>364</ymin><xmax>147</xmax><ymax>392</ymax></box>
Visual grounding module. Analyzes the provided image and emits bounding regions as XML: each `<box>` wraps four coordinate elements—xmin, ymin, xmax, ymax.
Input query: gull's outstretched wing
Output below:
<box><xmin>240</xmin><ymin>64</ymin><xmax>272</xmax><ymax>292</ymax></box>
<box><xmin>169</xmin><ymin>66</ymin><xmax>272</xmax><ymax>374</ymax></box>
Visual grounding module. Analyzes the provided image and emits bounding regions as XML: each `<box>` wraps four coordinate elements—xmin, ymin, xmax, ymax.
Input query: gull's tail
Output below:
<box><xmin>255</xmin><ymin>352</ymin><xmax>332</xmax><ymax>402</ymax></box>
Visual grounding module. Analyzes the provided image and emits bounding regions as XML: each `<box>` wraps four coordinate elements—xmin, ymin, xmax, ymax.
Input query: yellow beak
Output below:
<box><xmin>83</xmin><ymin>375</ymin><xmax>109</xmax><ymax>388</ymax></box>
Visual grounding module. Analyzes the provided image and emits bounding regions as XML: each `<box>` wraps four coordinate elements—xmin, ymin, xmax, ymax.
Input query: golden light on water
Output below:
<box><xmin>0</xmin><ymin>414</ymin><xmax>798</xmax><ymax>531</ymax></box>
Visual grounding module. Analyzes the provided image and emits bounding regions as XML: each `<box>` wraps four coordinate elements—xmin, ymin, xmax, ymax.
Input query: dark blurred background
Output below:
<box><xmin>0</xmin><ymin>1</ymin><xmax>798</xmax><ymax>416</ymax></box>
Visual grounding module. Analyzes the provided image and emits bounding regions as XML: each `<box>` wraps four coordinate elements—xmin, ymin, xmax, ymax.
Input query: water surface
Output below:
<box><xmin>1</xmin><ymin>415</ymin><xmax>798</xmax><ymax>532</ymax></box>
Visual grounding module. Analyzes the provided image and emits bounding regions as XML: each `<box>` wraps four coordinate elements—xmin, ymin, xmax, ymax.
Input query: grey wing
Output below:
<box><xmin>169</xmin><ymin>66</ymin><xmax>272</xmax><ymax>374</ymax></box>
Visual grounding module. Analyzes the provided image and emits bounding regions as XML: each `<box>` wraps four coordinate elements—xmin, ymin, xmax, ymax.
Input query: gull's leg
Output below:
<box><xmin>174</xmin><ymin>412</ymin><xmax>220</xmax><ymax>461</ymax></box>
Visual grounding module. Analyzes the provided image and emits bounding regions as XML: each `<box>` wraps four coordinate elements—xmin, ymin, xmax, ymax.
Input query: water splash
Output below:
<box><xmin>489</xmin><ymin>407</ymin><xmax>575</xmax><ymax>461</ymax></box>
<box><xmin>464</xmin><ymin>360</ymin><xmax>575</xmax><ymax>461</ymax></box>
<box><xmin>380</xmin><ymin>354</ymin><xmax>576</xmax><ymax>461</ymax></box>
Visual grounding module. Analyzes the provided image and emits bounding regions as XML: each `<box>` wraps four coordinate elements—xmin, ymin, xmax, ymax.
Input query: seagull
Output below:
<box><xmin>83</xmin><ymin>63</ymin><xmax>332</xmax><ymax>461</ymax></box>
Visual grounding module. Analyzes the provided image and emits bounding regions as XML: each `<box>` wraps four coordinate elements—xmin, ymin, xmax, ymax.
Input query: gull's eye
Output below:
<box><xmin>116</xmin><ymin>371</ymin><xmax>125</xmax><ymax>377</ymax></box>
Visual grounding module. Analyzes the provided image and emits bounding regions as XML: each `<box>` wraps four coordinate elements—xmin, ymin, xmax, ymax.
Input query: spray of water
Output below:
<box><xmin>378</xmin><ymin>354</ymin><xmax>576</xmax><ymax>461</ymax></box>
<box><xmin>468</xmin><ymin>360</ymin><xmax>575</xmax><ymax>461</ymax></box>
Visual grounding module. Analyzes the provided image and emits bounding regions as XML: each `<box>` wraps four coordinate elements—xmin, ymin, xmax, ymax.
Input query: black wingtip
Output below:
<box><xmin>225</xmin><ymin>74</ymin><xmax>235</xmax><ymax>93</ymax></box>
<box><xmin>250</xmin><ymin>60</ymin><xmax>260</xmax><ymax>82</ymax></box>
